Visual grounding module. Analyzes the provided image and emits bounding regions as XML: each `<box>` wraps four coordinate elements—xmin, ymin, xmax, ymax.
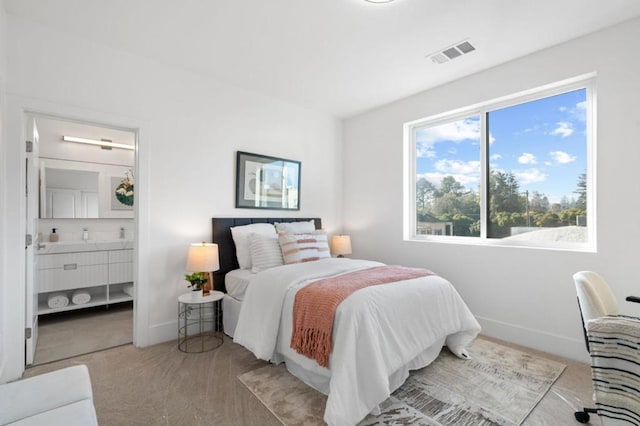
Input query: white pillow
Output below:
<box><xmin>249</xmin><ymin>233</ymin><xmax>284</xmax><ymax>273</ymax></box>
<box><xmin>278</xmin><ymin>230</ymin><xmax>331</xmax><ymax>264</ymax></box>
<box><xmin>230</xmin><ymin>223</ymin><xmax>277</xmax><ymax>269</ymax></box>
<box><xmin>274</xmin><ymin>219</ymin><xmax>316</xmax><ymax>234</ymax></box>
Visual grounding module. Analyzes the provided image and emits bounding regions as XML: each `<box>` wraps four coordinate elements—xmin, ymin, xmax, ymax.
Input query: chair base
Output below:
<box><xmin>575</xmin><ymin>407</ymin><xmax>598</xmax><ymax>423</ymax></box>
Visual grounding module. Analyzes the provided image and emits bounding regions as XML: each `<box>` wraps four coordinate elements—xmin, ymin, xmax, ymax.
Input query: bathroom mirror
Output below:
<box><xmin>40</xmin><ymin>159</ymin><xmax>134</xmax><ymax>219</ymax></box>
<box><xmin>42</xmin><ymin>168</ymin><xmax>99</xmax><ymax>218</ymax></box>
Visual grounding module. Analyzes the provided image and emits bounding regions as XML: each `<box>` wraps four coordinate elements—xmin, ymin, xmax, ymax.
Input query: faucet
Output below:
<box><xmin>82</xmin><ymin>228</ymin><xmax>89</xmax><ymax>241</ymax></box>
<box><xmin>120</xmin><ymin>227</ymin><xmax>125</xmax><ymax>239</ymax></box>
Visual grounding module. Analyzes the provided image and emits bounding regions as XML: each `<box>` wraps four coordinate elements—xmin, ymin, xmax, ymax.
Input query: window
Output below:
<box><xmin>406</xmin><ymin>79</ymin><xmax>594</xmax><ymax>250</ymax></box>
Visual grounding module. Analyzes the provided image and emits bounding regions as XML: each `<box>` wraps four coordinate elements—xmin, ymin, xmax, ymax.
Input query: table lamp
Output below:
<box><xmin>330</xmin><ymin>235</ymin><xmax>352</xmax><ymax>258</ymax></box>
<box><xmin>186</xmin><ymin>242</ymin><xmax>220</xmax><ymax>295</ymax></box>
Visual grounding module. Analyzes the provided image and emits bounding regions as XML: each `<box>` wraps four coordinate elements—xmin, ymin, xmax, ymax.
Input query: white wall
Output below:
<box><xmin>343</xmin><ymin>17</ymin><xmax>640</xmax><ymax>362</ymax></box>
<box><xmin>0</xmin><ymin>4</ymin><xmax>7</xmax><ymax>380</ymax></box>
<box><xmin>1</xmin><ymin>15</ymin><xmax>342</xmax><ymax>381</ymax></box>
<box><xmin>36</xmin><ymin>115</ymin><xmax>135</xmax><ymax>166</ymax></box>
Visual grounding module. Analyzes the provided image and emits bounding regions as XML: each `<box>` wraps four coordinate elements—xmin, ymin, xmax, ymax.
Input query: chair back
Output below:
<box><xmin>574</xmin><ymin>271</ymin><xmax>619</xmax><ymax>322</ymax></box>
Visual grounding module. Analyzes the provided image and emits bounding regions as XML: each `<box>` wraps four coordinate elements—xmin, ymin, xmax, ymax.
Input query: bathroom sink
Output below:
<box><xmin>37</xmin><ymin>239</ymin><xmax>134</xmax><ymax>254</ymax></box>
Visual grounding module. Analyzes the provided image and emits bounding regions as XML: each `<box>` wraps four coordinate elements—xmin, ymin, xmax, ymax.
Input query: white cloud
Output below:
<box><xmin>564</xmin><ymin>100</ymin><xmax>586</xmax><ymax>123</ymax></box>
<box><xmin>415</xmin><ymin>117</ymin><xmax>481</xmax><ymax>156</ymax></box>
<box><xmin>489</xmin><ymin>133</ymin><xmax>496</xmax><ymax>145</ymax></box>
<box><xmin>575</xmin><ymin>101</ymin><xmax>587</xmax><ymax>121</ymax></box>
<box><xmin>518</xmin><ymin>152</ymin><xmax>537</xmax><ymax>165</ymax></box>
<box><xmin>490</xmin><ymin>154</ymin><xmax>502</xmax><ymax>161</ymax></box>
<box><xmin>513</xmin><ymin>169</ymin><xmax>548</xmax><ymax>185</ymax></box>
<box><xmin>545</xmin><ymin>161</ymin><xmax>552</xmax><ymax>166</ymax></box>
<box><xmin>416</xmin><ymin>142</ymin><xmax>436</xmax><ymax>158</ymax></box>
<box><xmin>417</xmin><ymin>117</ymin><xmax>480</xmax><ymax>144</ymax></box>
<box><xmin>551</xmin><ymin>121</ymin><xmax>574</xmax><ymax>138</ymax></box>
<box><xmin>434</xmin><ymin>159</ymin><xmax>480</xmax><ymax>175</ymax></box>
<box><xmin>549</xmin><ymin>150</ymin><xmax>576</xmax><ymax>164</ymax></box>
<box><xmin>558</xmin><ymin>106</ymin><xmax>567</xmax><ymax>112</ymax></box>
<box><xmin>417</xmin><ymin>159</ymin><xmax>481</xmax><ymax>188</ymax></box>
<box><xmin>418</xmin><ymin>172</ymin><xmax>479</xmax><ymax>188</ymax></box>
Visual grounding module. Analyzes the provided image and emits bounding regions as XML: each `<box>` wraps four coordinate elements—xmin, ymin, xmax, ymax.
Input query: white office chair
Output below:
<box><xmin>573</xmin><ymin>271</ymin><xmax>640</xmax><ymax>425</ymax></box>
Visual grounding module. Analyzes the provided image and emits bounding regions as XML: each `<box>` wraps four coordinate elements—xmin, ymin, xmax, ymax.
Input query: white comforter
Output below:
<box><xmin>234</xmin><ymin>258</ymin><xmax>481</xmax><ymax>426</ymax></box>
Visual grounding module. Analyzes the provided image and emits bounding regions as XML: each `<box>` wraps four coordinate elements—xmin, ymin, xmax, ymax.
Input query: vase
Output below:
<box><xmin>191</xmin><ymin>289</ymin><xmax>203</xmax><ymax>300</ymax></box>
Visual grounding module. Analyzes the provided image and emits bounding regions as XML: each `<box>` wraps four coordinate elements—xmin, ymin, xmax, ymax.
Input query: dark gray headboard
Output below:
<box><xmin>211</xmin><ymin>217</ymin><xmax>322</xmax><ymax>292</ymax></box>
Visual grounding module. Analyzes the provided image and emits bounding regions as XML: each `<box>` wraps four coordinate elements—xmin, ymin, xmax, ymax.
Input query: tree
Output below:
<box><xmin>536</xmin><ymin>212</ymin><xmax>562</xmax><ymax>227</ymax></box>
<box><xmin>560</xmin><ymin>195</ymin><xmax>575</xmax><ymax>210</ymax></box>
<box><xmin>440</xmin><ymin>176</ymin><xmax>464</xmax><ymax>195</ymax></box>
<box><xmin>560</xmin><ymin>208</ymin><xmax>586</xmax><ymax>226</ymax></box>
<box><xmin>575</xmin><ymin>172</ymin><xmax>587</xmax><ymax>210</ymax></box>
<box><xmin>489</xmin><ymin>171</ymin><xmax>522</xmax><ymax>215</ymax></box>
<box><xmin>416</xmin><ymin>178</ymin><xmax>436</xmax><ymax>211</ymax></box>
<box><xmin>529</xmin><ymin>191</ymin><xmax>550</xmax><ymax>213</ymax></box>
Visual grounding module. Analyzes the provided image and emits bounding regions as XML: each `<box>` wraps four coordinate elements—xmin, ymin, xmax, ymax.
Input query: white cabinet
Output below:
<box><xmin>37</xmin><ymin>248</ymin><xmax>133</xmax><ymax>314</ymax></box>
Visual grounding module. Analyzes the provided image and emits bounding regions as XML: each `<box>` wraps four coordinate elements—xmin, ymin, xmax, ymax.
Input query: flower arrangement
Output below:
<box><xmin>185</xmin><ymin>272</ymin><xmax>208</xmax><ymax>291</ymax></box>
<box><xmin>115</xmin><ymin>171</ymin><xmax>134</xmax><ymax>206</ymax></box>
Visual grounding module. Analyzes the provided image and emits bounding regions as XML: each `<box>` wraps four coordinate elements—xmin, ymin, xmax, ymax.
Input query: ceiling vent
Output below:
<box><xmin>427</xmin><ymin>40</ymin><xmax>476</xmax><ymax>64</ymax></box>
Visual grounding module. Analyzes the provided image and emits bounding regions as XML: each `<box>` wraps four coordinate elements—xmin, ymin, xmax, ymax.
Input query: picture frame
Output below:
<box><xmin>235</xmin><ymin>151</ymin><xmax>301</xmax><ymax>210</ymax></box>
<box><xmin>110</xmin><ymin>175</ymin><xmax>134</xmax><ymax>211</ymax></box>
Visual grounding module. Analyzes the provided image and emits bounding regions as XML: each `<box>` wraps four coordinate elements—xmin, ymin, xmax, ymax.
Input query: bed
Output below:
<box><xmin>211</xmin><ymin>217</ymin><xmax>481</xmax><ymax>426</ymax></box>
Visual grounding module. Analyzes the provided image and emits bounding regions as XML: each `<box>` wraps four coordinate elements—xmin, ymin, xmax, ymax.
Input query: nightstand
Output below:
<box><xmin>177</xmin><ymin>290</ymin><xmax>224</xmax><ymax>353</ymax></box>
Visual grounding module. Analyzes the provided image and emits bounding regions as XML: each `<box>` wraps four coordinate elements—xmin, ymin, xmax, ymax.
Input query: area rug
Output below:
<box><xmin>238</xmin><ymin>338</ymin><xmax>566</xmax><ymax>425</ymax></box>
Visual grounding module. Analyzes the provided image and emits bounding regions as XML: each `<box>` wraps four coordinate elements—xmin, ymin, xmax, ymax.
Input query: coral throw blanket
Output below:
<box><xmin>290</xmin><ymin>265</ymin><xmax>434</xmax><ymax>367</ymax></box>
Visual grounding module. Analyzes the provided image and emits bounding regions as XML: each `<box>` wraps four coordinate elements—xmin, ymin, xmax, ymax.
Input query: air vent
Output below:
<box><xmin>427</xmin><ymin>39</ymin><xmax>476</xmax><ymax>64</ymax></box>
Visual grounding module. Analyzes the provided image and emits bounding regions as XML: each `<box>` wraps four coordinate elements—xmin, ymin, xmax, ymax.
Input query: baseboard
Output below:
<box><xmin>144</xmin><ymin>320</ymin><xmax>178</xmax><ymax>347</ymax></box>
<box><xmin>476</xmin><ymin>316</ymin><xmax>590</xmax><ymax>363</ymax></box>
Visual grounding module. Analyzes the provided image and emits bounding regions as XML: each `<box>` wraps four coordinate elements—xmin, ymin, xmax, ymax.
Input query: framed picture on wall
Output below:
<box><xmin>235</xmin><ymin>151</ymin><xmax>301</xmax><ymax>210</ymax></box>
<box><xmin>110</xmin><ymin>172</ymin><xmax>134</xmax><ymax>211</ymax></box>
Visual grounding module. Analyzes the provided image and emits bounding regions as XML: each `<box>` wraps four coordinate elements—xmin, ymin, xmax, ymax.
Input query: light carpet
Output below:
<box><xmin>238</xmin><ymin>338</ymin><xmax>566</xmax><ymax>426</ymax></box>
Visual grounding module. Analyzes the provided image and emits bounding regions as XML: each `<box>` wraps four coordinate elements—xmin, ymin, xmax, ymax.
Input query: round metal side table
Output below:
<box><xmin>178</xmin><ymin>290</ymin><xmax>224</xmax><ymax>353</ymax></box>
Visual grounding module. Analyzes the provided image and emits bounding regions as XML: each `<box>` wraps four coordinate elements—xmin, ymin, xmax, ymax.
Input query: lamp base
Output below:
<box><xmin>203</xmin><ymin>272</ymin><xmax>213</xmax><ymax>295</ymax></box>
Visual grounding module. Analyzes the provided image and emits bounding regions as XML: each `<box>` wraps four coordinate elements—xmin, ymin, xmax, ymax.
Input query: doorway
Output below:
<box><xmin>25</xmin><ymin>113</ymin><xmax>137</xmax><ymax>366</ymax></box>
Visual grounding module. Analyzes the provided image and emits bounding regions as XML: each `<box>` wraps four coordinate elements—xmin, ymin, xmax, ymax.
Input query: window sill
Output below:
<box><xmin>406</xmin><ymin>235</ymin><xmax>596</xmax><ymax>253</ymax></box>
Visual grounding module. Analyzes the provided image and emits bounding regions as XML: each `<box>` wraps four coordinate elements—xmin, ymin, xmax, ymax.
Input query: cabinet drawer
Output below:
<box><xmin>108</xmin><ymin>262</ymin><xmax>133</xmax><ymax>284</ymax></box>
<box><xmin>37</xmin><ymin>251</ymin><xmax>109</xmax><ymax>270</ymax></box>
<box><xmin>38</xmin><ymin>264</ymin><xmax>108</xmax><ymax>292</ymax></box>
<box><xmin>109</xmin><ymin>249</ymin><xmax>133</xmax><ymax>263</ymax></box>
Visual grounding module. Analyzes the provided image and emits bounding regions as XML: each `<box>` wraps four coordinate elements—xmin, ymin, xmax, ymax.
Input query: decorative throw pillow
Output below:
<box><xmin>274</xmin><ymin>219</ymin><xmax>316</xmax><ymax>234</ymax></box>
<box><xmin>278</xmin><ymin>230</ymin><xmax>331</xmax><ymax>264</ymax></box>
<box><xmin>248</xmin><ymin>233</ymin><xmax>284</xmax><ymax>273</ymax></box>
<box><xmin>230</xmin><ymin>223</ymin><xmax>277</xmax><ymax>269</ymax></box>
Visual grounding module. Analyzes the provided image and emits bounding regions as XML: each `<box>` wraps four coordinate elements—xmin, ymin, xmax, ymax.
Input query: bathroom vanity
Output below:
<box><xmin>36</xmin><ymin>240</ymin><xmax>134</xmax><ymax>314</ymax></box>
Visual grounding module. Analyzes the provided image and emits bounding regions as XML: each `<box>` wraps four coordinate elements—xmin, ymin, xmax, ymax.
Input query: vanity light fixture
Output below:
<box><xmin>364</xmin><ymin>0</ymin><xmax>395</xmax><ymax>3</ymax></box>
<box><xmin>62</xmin><ymin>135</ymin><xmax>135</xmax><ymax>151</ymax></box>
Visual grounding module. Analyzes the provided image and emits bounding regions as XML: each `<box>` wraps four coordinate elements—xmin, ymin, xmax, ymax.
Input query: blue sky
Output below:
<box><xmin>416</xmin><ymin>89</ymin><xmax>587</xmax><ymax>204</ymax></box>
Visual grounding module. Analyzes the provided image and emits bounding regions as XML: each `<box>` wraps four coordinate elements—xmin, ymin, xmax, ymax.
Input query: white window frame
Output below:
<box><xmin>404</xmin><ymin>75</ymin><xmax>597</xmax><ymax>252</ymax></box>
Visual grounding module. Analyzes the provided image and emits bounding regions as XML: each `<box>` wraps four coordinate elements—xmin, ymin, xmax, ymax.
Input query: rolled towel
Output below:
<box><xmin>47</xmin><ymin>292</ymin><xmax>69</xmax><ymax>309</ymax></box>
<box><xmin>122</xmin><ymin>283</ymin><xmax>134</xmax><ymax>298</ymax></box>
<box><xmin>71</xmin><ymin>289</ymin><xmax>91</xmax><ymax>305</ymax></box>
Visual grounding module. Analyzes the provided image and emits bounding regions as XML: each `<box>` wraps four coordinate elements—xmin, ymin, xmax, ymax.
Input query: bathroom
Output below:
<box><xmin>31</xmin><ymin>114</ymin><xmax>136</xmax><ymax>365</ymax></box>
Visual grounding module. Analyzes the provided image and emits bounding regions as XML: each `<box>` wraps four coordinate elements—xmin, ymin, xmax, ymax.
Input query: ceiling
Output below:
<box><xmin>4</xmin><ymin>0</ymin><xmax>640</xmax><ymax>118</ymax></box>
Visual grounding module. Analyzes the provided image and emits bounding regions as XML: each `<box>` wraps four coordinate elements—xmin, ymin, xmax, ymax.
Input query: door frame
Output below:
<box><xmin>1</xmin><ymin>94</ymin><xmax>151</xmax><ymax>382</ymax></box>
<box><xmin>24</xmin><ymin>115</ymin><xmax>39</xmax><ymax>365</ymax></box>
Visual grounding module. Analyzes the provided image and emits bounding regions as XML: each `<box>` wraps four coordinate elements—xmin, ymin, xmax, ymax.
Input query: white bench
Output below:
<box><xmin>0</xmin><ymin>365</ymin><xmax>97</xmax><ymax>425</ymax></box>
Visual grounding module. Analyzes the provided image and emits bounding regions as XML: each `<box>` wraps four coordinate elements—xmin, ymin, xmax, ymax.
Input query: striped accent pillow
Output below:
<box><xmin>248</xmin><ymin>233</ymin><xmax>284</xmax><ymax>273</ymax></box>
<box><xmin>278</xmin><ymin>231</ymin><xmax>331</xmax><ymax>264</ymax></box>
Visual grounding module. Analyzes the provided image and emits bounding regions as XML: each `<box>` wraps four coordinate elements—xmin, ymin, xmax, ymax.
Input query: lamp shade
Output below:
<box><xmin>330</xmin><ymin>235</ymin><xmax>352</xmax><ymax>256</ymax></box>
<box><xmin>186</xmin><ymin>243</ymin><xmax>220</xmax><ymax>272</ymax></box>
